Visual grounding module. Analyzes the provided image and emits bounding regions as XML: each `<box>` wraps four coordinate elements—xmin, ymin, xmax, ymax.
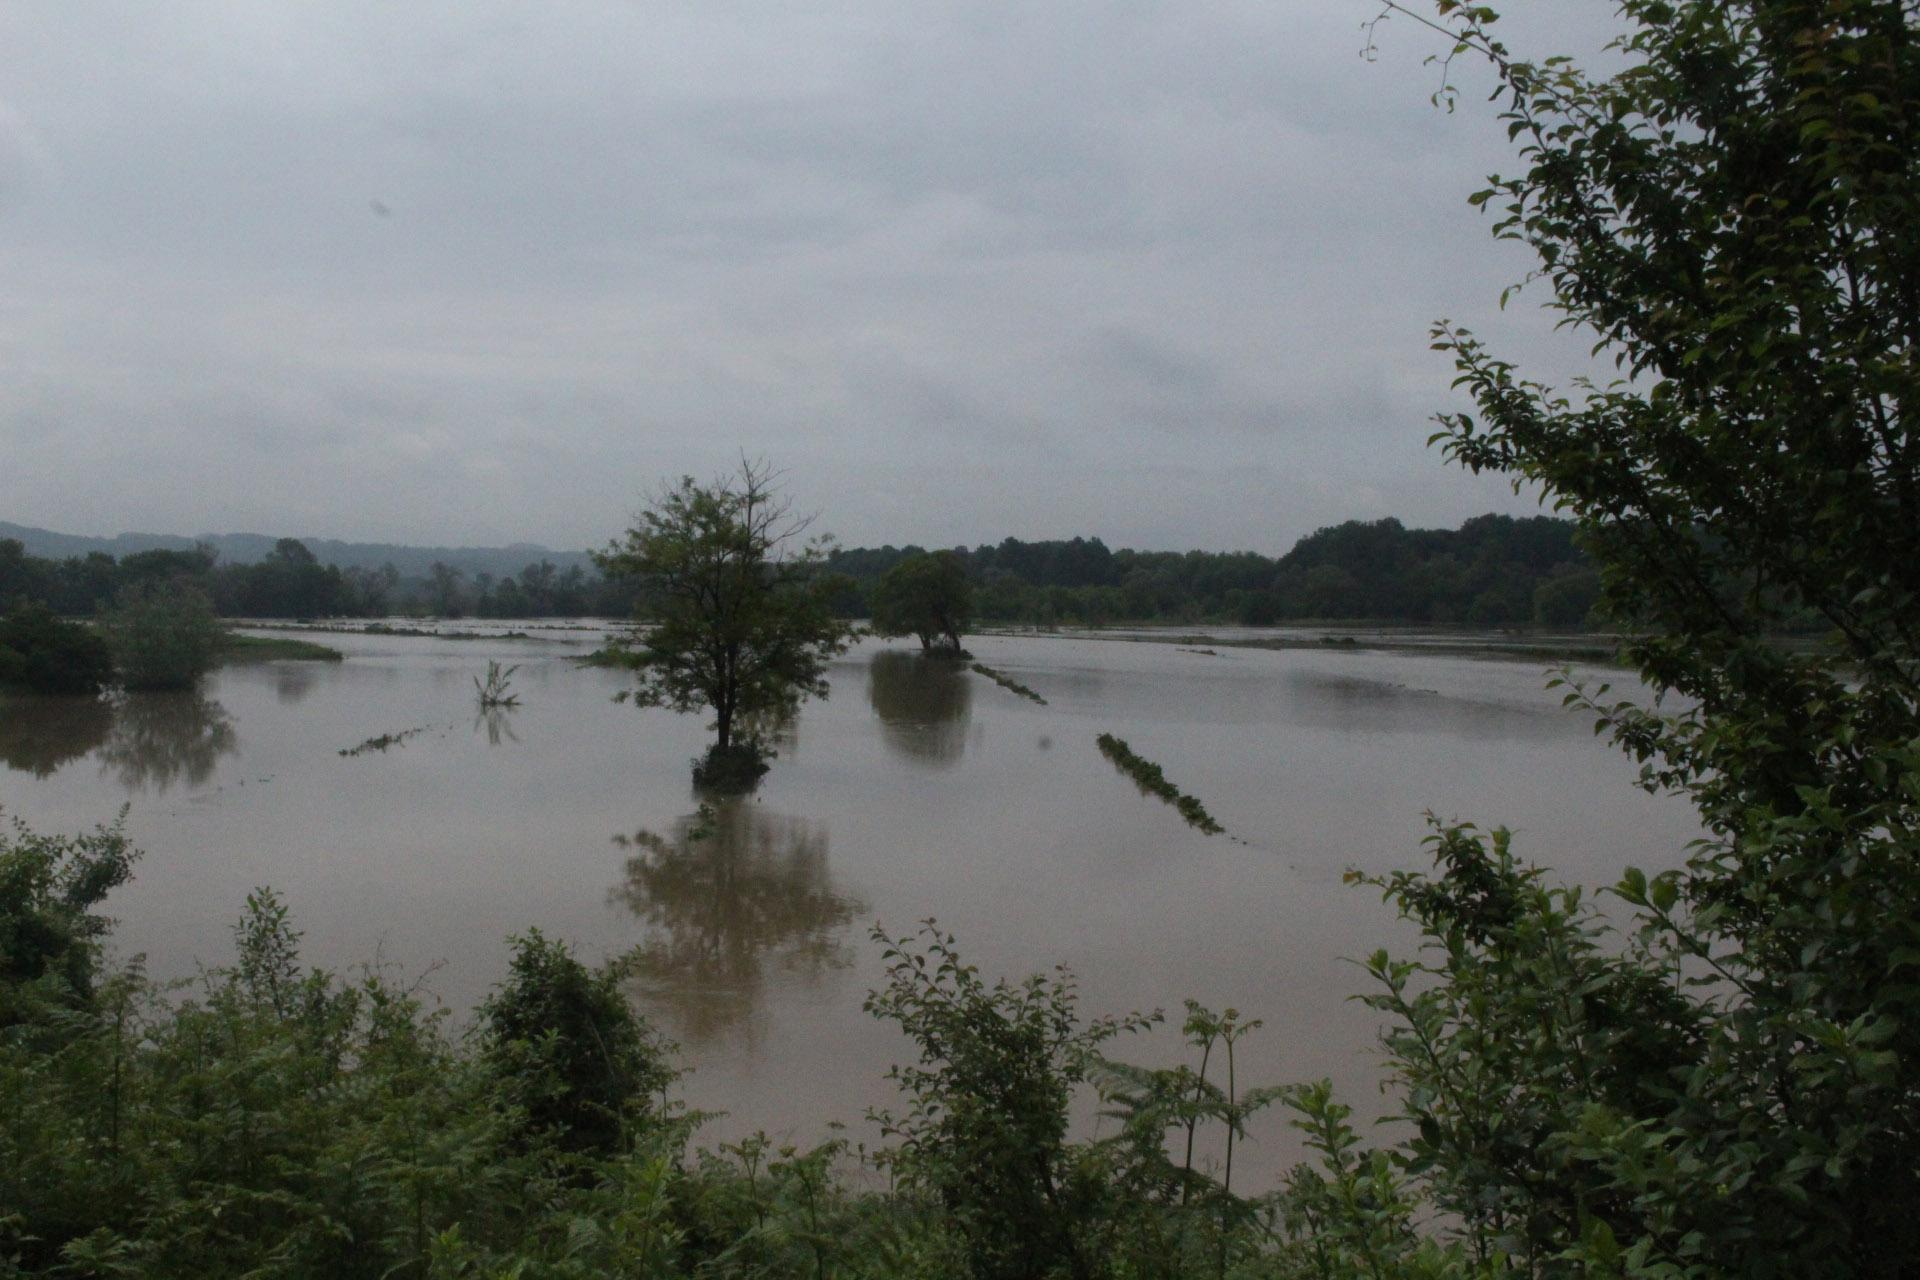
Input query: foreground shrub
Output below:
<box><xmin>479</xmin><ymin>928</ymin><xmax>673</xmax><ymax>1159</ymax></box>
<box><xmin>0</xmin><ymin>604</ymin><xmax>113</xmax><ymax>696</ymax></box>
<box><xmin>0</xmin><ymin>815</ymin><xmax>135</xmax><ymax>1029</ymax></box>
<box><xmin>865</xmin><ymin>921</ymin><xmax>1159</xmax><ymax>1280</ymax></box>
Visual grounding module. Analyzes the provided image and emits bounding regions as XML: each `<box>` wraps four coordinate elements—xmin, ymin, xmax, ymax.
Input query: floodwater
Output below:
<box><xmin>0</xmin><ymin>625</ymin><xmax>1698</xmax><ymax>1184</ymax></box>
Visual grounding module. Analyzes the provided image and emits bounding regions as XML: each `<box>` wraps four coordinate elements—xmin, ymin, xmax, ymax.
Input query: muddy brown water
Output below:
<box><xmin>0</xmin><ymin>625</ymin><xmax>1697</xmax><ymax>1185</ymax></box>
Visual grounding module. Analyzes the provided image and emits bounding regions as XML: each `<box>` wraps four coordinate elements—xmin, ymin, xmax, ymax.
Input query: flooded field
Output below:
<box><xmin>0</xmin><ymin>625</ymin><xmax>1697</xmax><ymax>1183</ymax></box>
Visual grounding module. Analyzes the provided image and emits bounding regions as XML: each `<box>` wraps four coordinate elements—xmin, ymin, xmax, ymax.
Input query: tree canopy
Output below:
<box><xmin>595</xmin><ymin>461</ymin><xmax>849</xmax><ymax>787</ymax></box>
<box><xmin>869</xmin><ymin>551</ymin><xmax>974</xmax><ymax>652</ymax></box>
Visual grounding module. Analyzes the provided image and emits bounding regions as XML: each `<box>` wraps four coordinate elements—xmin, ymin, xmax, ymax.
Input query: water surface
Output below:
<box><xmin>0</xmin><ymin>626</ymin><xmax>1697</xmax><ymax>1183</ymax></box>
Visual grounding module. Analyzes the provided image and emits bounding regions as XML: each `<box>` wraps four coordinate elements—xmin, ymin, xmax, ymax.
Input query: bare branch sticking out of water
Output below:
<box><xmin>970</xmin><ymin>662</ymin><xmax>1047</xmax><ymax>705</ymax></box>
<box><xmin>1095</xmin><ymin>733</ymin><xmax>1225</xmax><ymax>836</ymax></box>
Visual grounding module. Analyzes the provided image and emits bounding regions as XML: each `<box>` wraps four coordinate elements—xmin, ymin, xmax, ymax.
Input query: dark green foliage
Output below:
<box><xmin>864</xmin><ymin>922</ymin><xmax>1158</xmax><ymax>1280</ymax></box>
<box><xmin>832</xmin><ymin>514</ymin><xmax>1596</xmax><ymax>628</ymax></box>
<box><xmin>102</xmin><ymin>581</ymin><xmax>224</xmax><ymax>691</ymax></box>
<box><xmin>1095</xmin><ymin>733</ymin><xmax>1225</xmax><ymax>835</ymax></box>
<box><xmin>690</xmin><ymin>740</ymin><xmax>773</xmax><ymax>793</ymax></box>
<box><xmin>0</xmin><ymin>603</ymin><xmax>113</xmax><ymax>696</ymax></box>
<box><xmin>0</xmin><ymin>533</ymin><xmax>643</xmax><ymax>623</ymax></box>
<box><xmin>596</xmin><ymin>462</ymin><xmax>851</xmax><ymax>773</ymax></box>
<box><xmin>226</xmin><ymin>538</ymin><xmax>355</xmax><ymax>618</ymax></box>
<box><xmin>1528</xmin><ymin>566</ymin><xmax>1600</xmax><ymax>628</ymax></box>
<box><xmin>1301</xmin><ymin>0</ymin><xmax>1920</xmax><ymax>1273</ymax></box>
<box><xmin>870</xmin><ymin>551</ymin><xmax>975</xmax><ymax>653</ymax></box>
<box><xmin>0</xmin><ymin>816</ymin><xmax>136</xmax><ymax>1028</ymax></box>
<box><xmin>478</xmin><ymin>929</ymin><xmax>672</xmax><ymax>1160</ymax></box>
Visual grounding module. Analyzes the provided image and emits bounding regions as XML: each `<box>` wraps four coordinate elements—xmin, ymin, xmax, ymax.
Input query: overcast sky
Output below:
<box><xmin>0</xmin><ymin>1</ymin><xmax>1624</xmax><ymax>555</ymax></box>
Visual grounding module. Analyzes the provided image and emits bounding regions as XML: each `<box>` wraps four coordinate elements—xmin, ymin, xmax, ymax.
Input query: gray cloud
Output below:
<box><xmin>0</xmin><ymin>0</ymin><xmax>1623</xmax><ymax>554</ymax></box>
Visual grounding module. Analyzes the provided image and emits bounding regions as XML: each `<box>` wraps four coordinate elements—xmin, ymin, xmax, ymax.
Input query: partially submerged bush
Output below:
<box><xmin>691</xmin><ymin>739</ymin><xmax>772</xmax><ymax>793</ymax></box>
<box><xmin>0</xmin><ymin>603</ymin><xmax>113</xmax><ymax>696</ymax></box>
<box><xmin>103</xmin><ymin>581</ymin><xmax>223</xmax><ymax>691</ymax></box>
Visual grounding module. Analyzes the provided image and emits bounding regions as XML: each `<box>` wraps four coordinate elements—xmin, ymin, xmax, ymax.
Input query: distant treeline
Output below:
<box><xmin>3</xmin><ymin>513</ymin><xmax>1602</xmax><ymax>628</ymax></box>
<box><xmin>0</xmin><ymin>537</ymin><xmax>640</xmax><ymax>621</ymax></box>
<box><xmin>828</xmin><ymin>514</ymin><xmax>1601</xmax><ymax>628</ymax></box>
<box><xmin>0</xmin><ymin>519</ymin><xmax>595</xmax><ymax>580</ymax></box>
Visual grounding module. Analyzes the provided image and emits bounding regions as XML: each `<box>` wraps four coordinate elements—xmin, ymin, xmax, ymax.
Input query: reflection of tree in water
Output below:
<box><xmin>609</xmin><ymin>801</ymin><xmax>863</xmax><ymax>1046</ymax></box>
<box><xmin>0</xmin><ymin>697</ymin><xmax>113</xmax><ymax>778</ymax></box>
<box><xmin>97</xmin><ymin>693</ymin><xmax>238</xmax><ymax>793</ymax></box>
<box><xmin>866</xmin><ymin>650</ymin><xmax>973</xmax><ymax>767</ymax></box>
<box><xmin>273</xmin><ymin>665</ymin><xmax>317</xmax><ymax>705</ymax></box>
<box><xmin>475</xmin><ymin>706</ymin><xmax>520</xmax><ymax>746</ymax></box>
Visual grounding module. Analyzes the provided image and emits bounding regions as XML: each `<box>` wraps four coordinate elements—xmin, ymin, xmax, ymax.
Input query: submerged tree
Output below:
<box><xmin>102</xmin><ymin>580</ymin><xmax>223</xmax><ymax>692</ymax></box>
<box><xmin>870</xmin><ymin>550</ymin><xmax>974</xmax><ymax>654</ymax></box>
<box><xmin>595</xmin><ymin>460</ymin><xmax>849</xmax><ymax>790</ymax></box>
<box><xmin>1327</xmin><ymin>2</ymin><xmax>1920</xmax><ymax>1275</ymax></box>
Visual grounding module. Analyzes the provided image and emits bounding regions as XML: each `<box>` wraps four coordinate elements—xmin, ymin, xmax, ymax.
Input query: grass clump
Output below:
<box><xmin>219</xmin><ymin>633</ymin><xmax>344</xmax><ymax>663</ymax></box>
<box><xmin>474</xmin><ymin>660</ymin><xmax>520</xmax><ymax>708</ymax></box>
<box><xmin>1095</xmin><ymin>733</ymin><xmax>1225</xmax><ymax>835</ymax></box>
<box><xmin>969</xmin><ymin>662</ymin><xmax>1048</xmax><ymax>704</ymax></box>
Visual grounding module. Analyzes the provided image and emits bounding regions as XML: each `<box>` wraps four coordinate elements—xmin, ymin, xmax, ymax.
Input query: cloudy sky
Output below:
<box><xmin>0</xmin><ymin>1</ymin><xmax>1622</xmax><ymax>555</ymax></box>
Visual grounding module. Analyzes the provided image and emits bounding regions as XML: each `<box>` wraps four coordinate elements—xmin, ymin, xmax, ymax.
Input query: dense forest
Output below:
<box><xmin>0</xmin><ymin>512</ymin><xmax>1600</xmax><ymax>628</ymax></box>
<box><xmin>0</xmin><ymin>537</ymin><xmax>642</xmax><ymax>622</ymax></box>
<box><xmin>830</xmin><ymin>513</ymin><xmax>1598</xmax><ymax>627</ymax></box>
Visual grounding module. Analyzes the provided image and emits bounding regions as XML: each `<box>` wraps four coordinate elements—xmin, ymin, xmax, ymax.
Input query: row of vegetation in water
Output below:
<box><xmin>337</xmin><ymin>725</ymin><xmax>428</xmax><ymax>757</ymax></box>
<box><xmin>968</xmin><ymin>661</ymin><xmax>1047</xmax><ymax>704</ymax></box>
<box><xmin>219</xmin><ymin>633</ymin><xmax>344</xmax><ymax>662</ymax></box>
<box><xmin>1096</xmin><ymin>733</ymin><xmax>1226</xmax><ymax>835</ymax></box>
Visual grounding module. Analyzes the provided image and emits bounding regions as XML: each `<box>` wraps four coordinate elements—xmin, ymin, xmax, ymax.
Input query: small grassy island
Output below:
<box><xmin>219</xmin><ymin>632</ymin><xmax>345</xmax><ymax>663</ymax></box>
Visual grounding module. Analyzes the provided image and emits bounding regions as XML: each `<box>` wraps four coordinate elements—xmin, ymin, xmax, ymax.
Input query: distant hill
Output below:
<box><xmin>0</xmin><ymin>520</ymin><xmax>596</xmax><ymax>580</ymax></box>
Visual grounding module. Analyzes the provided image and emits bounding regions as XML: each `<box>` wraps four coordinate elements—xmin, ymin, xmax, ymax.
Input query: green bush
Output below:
<box><xmin>864</xmin><ymin>921</ymin><xmax>1157</xmax><ymax>1280</ymax></box>
<box><xmin>0</xmin><ymin>816</ymin><xmax>136</xmax><ymax>1029</ymax></box>
<box><xmin>0</xmin><ymin>604</ymin><xmax>113</xmax><ymax>696</ymax></box>
<box><xmin>103</xmin><ymin>581</ymin><xmax>223</xmax><ymax>692</ymax></box>
<box><xmin>690</xmin><ymin>740</ymin><xmax>773</xmax><ymax>793</ymax></box>
<box><xmin>478</xmin><ymin>928</ymin><xmax>673</xmax><ymax>1160</ymax></box>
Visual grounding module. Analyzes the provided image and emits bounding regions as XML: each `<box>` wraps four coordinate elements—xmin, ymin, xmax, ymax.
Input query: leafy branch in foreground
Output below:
<box><xmin>1334</xmin><ymin>1</ymin><xmax>1920</xmax><ymax>1274</ymax></box>
<box><xmin>1095</xmin><ymin>733</ymin><xmax>1225</xmax><ymax>835</ymax></box>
